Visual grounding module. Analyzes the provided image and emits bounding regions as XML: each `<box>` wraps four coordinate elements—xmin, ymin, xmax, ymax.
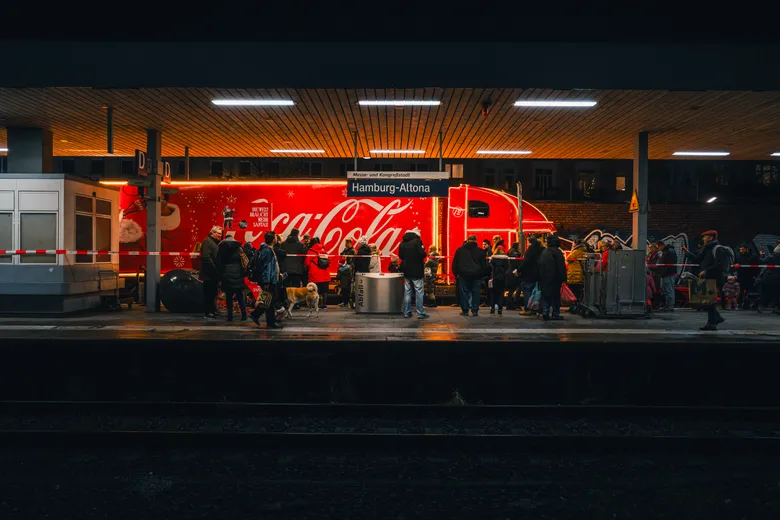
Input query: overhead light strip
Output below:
<box><xmin>476</xmin><ymin>150</ymin><xmax>532</xmax><ymax>155</ymax></box>
<box><xmin>359</xmin><ymin>100</ymin><xmax>440</xmax><ymax>106</ymax></box>
<box><xmin>673</xmin><ymin>151</ymin><xmax>730</xmax><ymax>157</ymax></box>
<box><xmin>0</xmin><ymin>148</ymin><xmax>7</xmax><ymax>152</ymax></box>
<box><xmin>772</xmin><ymin>152</ymin><xmax>780</xmax><ymax>157</ymax></box>
<box><xmin>370</xmin><ymin>149</ymin><xmax>425</xmax><ymax>154</ymax></box>
<box><xmin>514</xmin><ymin>100</ymin><xmax>597</xmax><ymax>107</ymax></box>
<box><xmin>269</xmin><ymin>149</ymin><xmax>325</xmax><ymax>153</ymax></box>
<box><xmin>212</xmin><ymin>99</ymin><xmax>294</xmax><ymax>106</ymax></box>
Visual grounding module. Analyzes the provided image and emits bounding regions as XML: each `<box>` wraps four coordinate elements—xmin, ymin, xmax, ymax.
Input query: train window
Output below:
<box><xmin>0</xmin><ymin>213</ymin><xmax>11</xmax><ymax>263</ymax></box>
<box><xmin>484</xmin><ymin>174</ymin><xmax>495</xmax><ymax>187</ymax></box>
<box><xmin>210</xmin><ymin>161</ymin><xmax>223</xmax><ymax>177</ymax></box>
<box><xmin>468</xmin><ymin>200</ymin><xmax>490</xmax><ymax>218</ymax></box>
<box><xmin>20</xmin><ymin>213</ymin><xmax>57</xmax><ymax>264</ymax></box>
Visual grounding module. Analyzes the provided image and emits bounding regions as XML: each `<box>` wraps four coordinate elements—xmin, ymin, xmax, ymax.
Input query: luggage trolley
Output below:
<box><xmin>580</xmin><ymin>250</ymin><xmax>647</xmax><ymax>318</ymax></box>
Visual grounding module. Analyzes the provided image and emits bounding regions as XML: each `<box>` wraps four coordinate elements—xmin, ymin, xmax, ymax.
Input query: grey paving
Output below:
<box><xmin>0</xmin><ymin>306</ymin><xmax>778</xmax><ymax>343</ymax></box>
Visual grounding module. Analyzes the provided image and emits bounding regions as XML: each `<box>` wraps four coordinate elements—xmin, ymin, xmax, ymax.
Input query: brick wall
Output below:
<box><xmin>533</xmin><ymin>202</ymin><xmax>780</xmax><ymax>245</ymax></box>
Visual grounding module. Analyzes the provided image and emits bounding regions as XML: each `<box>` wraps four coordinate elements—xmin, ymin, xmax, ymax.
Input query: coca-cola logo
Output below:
<box><xmin>450</xmin><ymin>206</ymin><xmax>465</xmax><ymax>218</ymax></box>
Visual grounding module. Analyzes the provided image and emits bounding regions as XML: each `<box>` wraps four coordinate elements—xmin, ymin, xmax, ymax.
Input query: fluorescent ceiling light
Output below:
<box><xmin>212</xmin><ymin>99</ymin><xmax>294</xmax><ymax>106</ymax></box>
<box><xmin>0</xmin><ymin>148</ymin><xmax>7</xmax><ymax>152</ymax></box>
<box><xmin>673</xmin><ymin>151</ymin><xmax>730</xmax><ymax>157</ymax></box>
<box><xmin>363</xmin><ymin>157</ymin><xmax>371</xmax><ymax>160</ymax></box>
<box><xmin>359</xmin><ymin>100</ymin><xmax>440</xmax><ymax>106</ymax></box>
<box><xmin>514</xmin><ymin>100</ymin><xmax>597</xmax><ymax>107</ymax></box>
<box><xmin>269</xmin><ymin>149</ymin><xmax>325</xmax><ymax>153</ymax></box>
<box><xmin>476</xmin><ymin>150</ymin><xmax>532</xmax><ymax>155</ymax></box>
<box><xmin>706</xmin><ymin>197</ymin><xmax>718</xmax><ymax>203</ymax></box>
<box><xmin>370</xmin><ymin>149</ymin><xmax>425</xmax><ymax>154</ymax></box>
<box><xmin>772</xmin><ymin>152</ymin><xmax>780</xmax><ymax>157</ymax></box>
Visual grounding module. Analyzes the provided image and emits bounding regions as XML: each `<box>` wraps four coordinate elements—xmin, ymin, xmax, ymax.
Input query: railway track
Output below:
<box><xmin>0</xmin><ymin>401</ymin><xmax>779</xmax><ymax>453</ymax></box>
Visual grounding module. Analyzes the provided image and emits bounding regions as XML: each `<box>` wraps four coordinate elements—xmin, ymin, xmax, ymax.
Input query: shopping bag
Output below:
<box><xmin>560</xmin><ymin>283</ymin><xmax>577</xmax><ymax>306</ymax></box>
<box><xmin>527</xmin><ymin>283</ymin><xmax>541</xmax><ymax>311</ymax></box>
<box><xmin>688</xmin><ymin>279</ymin><xmax>718</xmax><ymax>306</ymax></box>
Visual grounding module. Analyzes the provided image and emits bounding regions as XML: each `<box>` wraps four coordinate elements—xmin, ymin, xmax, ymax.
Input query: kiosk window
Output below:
<box><xmin>468</xmin><ymin>200</ymin><xmax>490</xmax><ymax>218</ymax></box>
<box><xmin>20</xmin><ymin>213</ymin><xmax>57</xmax><ymax>264</ymax></box>
<box><xmin>0</xmin><ymin>213</ymin><xmax>11</xmax><ymax>263</ymax></box>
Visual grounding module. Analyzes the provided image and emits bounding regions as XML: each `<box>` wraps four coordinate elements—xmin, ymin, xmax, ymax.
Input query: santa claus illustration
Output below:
<box><xmin>119</xmin><ymin>197</ymin><xmax>181</xmax><ymax>270</ymax></box>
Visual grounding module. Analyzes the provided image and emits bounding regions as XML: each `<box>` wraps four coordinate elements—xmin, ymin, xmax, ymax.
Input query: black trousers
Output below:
<box><xmin>316</xmin><ymin>282</ymin><xmax>329</xmax><ymax>307</ymax></box>
<box><xmin>202</xmin><ymin>280</ymin><xmax>218</xmax><ymax>316</ymax></box>
<box><xmin>223</xmin><ymin>288</ymin><xmax>246</xmax><ymax>320</ymax></box>
<box><xmin>286</xmin><ymin>274</ymin><xmax>304</xmax><ymax>288</ymax></box>
<box><xmin>250</xmin><ymin>283</ymin><xmax>279</xmax><ymax>325</ymax></box>
<box><xmin>491</xmin><ymin>280</ymin><xmax>506</xmax><ymax>311</ymax></box>
<box><xmin>341</xmin><ymin>279</ymin><xmax>352</xmax><ymax>305</ymax></box>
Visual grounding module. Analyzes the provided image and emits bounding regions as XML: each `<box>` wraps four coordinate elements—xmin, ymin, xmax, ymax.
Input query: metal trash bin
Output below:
<box><xmin>354</xmin><ymin>273</ymin><xmax>405</xmax><ymax>314</ymax></box>
<box><xmin>581</xmin><ymin>250</ymin><xmax>646</xmax><ymax>317</ymax></box>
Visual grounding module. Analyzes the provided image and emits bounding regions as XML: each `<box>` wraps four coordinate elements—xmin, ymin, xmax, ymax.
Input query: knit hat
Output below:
<box><xmin>290</xmin><ymin>228</ymin><xmax>300</xmax><ymax>237</ymax></box>
<box><xmin>728</xmin><ymin>275</ymin><xmax>736</xmax><ymax>282</ymax></box>
<box><xmin>357</xmin><ymin>236</ymin><xmax>369</xmax><ymax>245</ymax></box>
<box><xmin>547</xmin><ymin>235</ymin><xmax>560</xmax><ymax>248</ymax></box>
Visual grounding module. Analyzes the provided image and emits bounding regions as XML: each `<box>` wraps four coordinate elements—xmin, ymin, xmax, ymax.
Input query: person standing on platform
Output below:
<box><xmin>735</xmin><ymin>244</ymin><xmax>759</xmax><ymax>309</ymax></box>
<box><xmin>656</xmin><ymin>241</ymin><xmax>678</xmax><ymax>312</ymax></box>
<box><xmin>249</xmin><ymin>231</ymin><xmax>283</xmax><ymax>329</ymax></box>
<box><xmin>273</xmin><ymin>234</ymin><xmax>289</xmax><ymax>311</ymax></box>
<box><xmin>489</xmin><ymin>241</ymin><xmax>509</xmax><ymax>315</ymax></box>
<box><xmin>518</xmin><ymin>235</ymin><xmax>543</xmax><ymax>316</ymax></box>
<box><xmin>353</xmin><ymin>237</ymin><xmax>371</xmax><ymax>274</ymax></box>
<box><xmin>281</xmin><ymin>228</ymin><xmax>306</xmax><ymax>289</ymax></box>
<box><xmin>369</xmin><ymin>244</ymin><xmax>382</xmax><ymax>273</ymax></box>
<box><xmin>565</xmin><ymin>239</ymin><xmax>587</xmax><ymax>307</ymax></box>
<box><xmin>505</xmin><ymin>242</ymin><xmax>522</xmax><ymax>310</ymax></box>
<box><xmin>399</xmin><ymin>228</ymin><xmax>430</xmax><ymax>320</ymax></box>
<box><xmin>453</xmin><ymin>235</ymin><xmax>488</xmax><ymax>317</ymax></box>
<box><xmin>199</xmin><ymin>225</ymin><xmax>222</xmax><ymax>319</ymax></box>
<box><xmin>305</xmin><ymin>237</ymin><xmax>331</xmax><ymax>310</ymax></box>
<box><xmin>537</xmin><ymin>234</ymin><xmax>567</xmax><ymax>321</ymax></box>
<box><xmin>757</xmin><ymin>244</ymin><xmax>780</xmax><ymax>313</ymax></box>
<box><xmin>481</xmin><ymin>239</ymin><xmax>493</xmax><ymax>308</ymax></box>
<box><xmin>338</xmin><ymin>238</ymin><xmax>356</xmax><ymax>307</ymax></box>
<box><xmin>682</xmin><ymin>230</ymin><xmax>728</xmax><ymax>330</ymax></box>
<box><xmin>424</xmin><ymin>245</ymin><xmax>440</xmax><ymax>308</ymax></box>
<box><xmin>217</xmin><ymin>234</ymin><xmax>247</xmax><ymax>322</ymax></box>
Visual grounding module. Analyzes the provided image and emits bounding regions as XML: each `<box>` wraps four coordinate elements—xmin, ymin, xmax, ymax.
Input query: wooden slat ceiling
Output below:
<box><xmin>1</xmin><ymin>88</ymin><xmax>780</xmax><ymax>160</ymax></box>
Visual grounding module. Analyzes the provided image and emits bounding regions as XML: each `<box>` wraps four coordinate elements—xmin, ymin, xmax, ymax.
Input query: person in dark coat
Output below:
<box><xmin>656</xmin><ymin>241</ymin><xmax>678</xmax><ymax>312</ymax></box>
<box><xmin>273</xmin><ymin>235</ymin><xmax>289</xmax><ymax>310</ymax></box>
<box><xmin>758</xmin><ymin>244</ymin><xmax>780</xmax><ymax>313</ymax></box>
<box><xmin>489</xmin><ymin>242</ymin><xmax>509</xmax><ymax>315</ymax></box>
<box><xmin>199</xmin><ymin>225</ymin><xmax>222</xmax><ymax>319</ymax></box>
<box><xmin>505</xmin><ymin>242</ymin><xmax>522</xmax><ymax>309</ymax></box>
<box><xmin>682</xmin><ymin>229</ymin><xmax>728</xmax><ymax>330</ymax></box>
<box><xmin>249</xmin><ymin>231</ymin><xmax>283</xmax><ymax>329</ymax></box>
<box><xmin>481</xmin><ymin>239</ymin><xmax>493</xmax><ymax>307</ymax></box>
<box><xmin>452</xmin><ymin>235</ymin><xmax>489</xmax><ymax>316</ymax></box>
<box><xmin>537</xmin><ymin>235</ymin><xmax>567</xmax><ymax>321</ymax></box>
<box><xmin>338</xmin><ymin>238</ymin><xmax>357</xmax><ymax>307</ymax></box>
<box><xmin>735</xmin><ymin>244</ymin><xmax>760</xmax><ymax>309</ymax></box>
<box><xmin>353</xmin><ymin>237</ymin><xmax>372</xmax><ymax>274</ymax></box>
<box><xmin>398</xmin><ymin>228</ymin><xmax>429</xmax><ymax>319</ymax></box>
<box><xmin>424</xmin><ymin>246</ymin><xmax>440</xmax><ymax>308</ymax></box>
<box><xmin>518</xmin><ymin>235</ymin><xmax>543</xmax><ymax>315</ymax></box>
<box><xmin>217</xmin><ymin>234</ymin><xmax>247</xmax><ymax>322</ymax></box>
<box><xmin>280</xmin><ymin>228</ymin><xmax>306</xmax><ymax>288</ymax></box>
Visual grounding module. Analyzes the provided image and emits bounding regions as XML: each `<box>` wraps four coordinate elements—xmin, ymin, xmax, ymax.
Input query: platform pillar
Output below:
<box><xmin>632</xmin><ymin>132</ymin><xmax>649</xmax><ymax>251</ymax></box>
<box><xmin>146</xmin><ymin>129</ymin><xmax>162</xmax><ymax>312</ymax></box>
<box><xmin>6</xmin><ymin>127</ymin><xmax>53</xmax><ymax>173</ymax></box>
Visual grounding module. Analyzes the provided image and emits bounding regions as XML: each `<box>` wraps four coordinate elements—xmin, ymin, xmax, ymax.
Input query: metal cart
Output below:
<box><xmin>580</xmin><ymin>250</ymin><xmax>647</xmax><ymax>318</ymax></box>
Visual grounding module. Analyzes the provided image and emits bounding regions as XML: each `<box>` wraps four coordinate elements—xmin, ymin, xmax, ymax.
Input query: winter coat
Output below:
<box><xmin>734</xmin><ymin>251</ymin><xmax>760</xmax><ymax>285</ymax></box>
<box><xmin>722</xmin><ymin>280</ymin><xmax>741</xmax><ymax>299</ymax></box>
<box><xmin>217</xmin><ymin>236</ymin><xmax>246</xmax><ymax>291</ymax></box>
<box><xmin>761</xmin><ymin>254</ymin><xmax>780</xmax><ymax>286</ymax></box>
<box><xmin>341</xmin><ymin>246</ymin><xmax>356</xmax><ymax>267</ymax></box>
<box><xmin>452</xmin><ymin>242</ymin><xmax>489</xmax><ymax>279</ymax></box>
<box><xmin>199</xmin><ymin>235</ymin><xmax>220</xmax><ymax>281</ymax></box>
<box><xmin>424</xmin><ymin>253</ymin><xmax>440</xmax><ymax>295</ymax></box>
<box><xmin>518</xmin><ymin>240</ymin><xmax>542</xmax><ymax>282</ymax></box>
<box><xmin>273</xmin><ymin>244</ymin><xmax>287</xmax><ymax>274</ymax></box>
<box><xmin>337</xmin><ymin>263</ymin><xmax>352</xmax><ymax>287</ymax></box>
<box><xmin>566</xmin><ymin>244</ymin><xmax>587</xmax><ymax>285</ymax></box>
<box><xmin>353</xmin><ymin>243</ymin><xmax>372</xmax><ymax>273</ymax></box>
<box><xmin>537</xmin><ymin>245</ymin><xmax>567</xmax><ymax>298</ymax></box>
<box><xmin>506</xmin><ymin>247</ymin><xmax>521</xmax><ymax>287</ymax></box>
<box><xmin>489</xmin><ymin>254</ymin><xmax>509</xmax><ymax>284</ymax></box>
<box><xmin>280</xmin><ymin>236</ymin><xmax>306</xmax><ymax>275</ymax></box>
<box><xmin>304</xmin><ymin>243</ymin><xmax>332</xmax><ymax>284</ymax></box>
<box><xmin>369</xmin><ymin>254</ymin><xmax>381</xmax><ymax>273</ymax></box>
<box><xmin>687</xmin><ymin>239</ymin><xmax>726</xmax><ymax>286</ymax></box>
<box><xmin>398</xmin><ymin>231</ymin><xmax>426</xmax><ymax>279</ymax></box>
<box><xmin>254</xmin><ymin>243</ymin><xmax>280</xmax><ymax>285</ymax></box>
<box><xmin>657</xmin><ymin>246</ymin><xmax>678</xmax><ymax>278</ymax></box>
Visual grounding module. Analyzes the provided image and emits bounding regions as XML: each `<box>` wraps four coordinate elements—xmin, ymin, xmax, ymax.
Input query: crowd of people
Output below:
<box><xmin>198</xmin><ymin>223</ymin><xmax>780</xmax><ymax>330</ymax></box>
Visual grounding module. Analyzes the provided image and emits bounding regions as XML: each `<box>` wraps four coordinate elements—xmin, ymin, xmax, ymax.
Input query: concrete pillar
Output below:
<box><xmin>6</xmin><ymin>127</ymin><xmax>53</xmax><ymax>173</ymax></box>
<box><xmin>146</xmin><ymin>129</ymin><xmax>162</xmax><ymax>312</ymax></box>
<box><xmin>631</xmin><ymin>132</ymin><xmax>649</xmax><ymax>251</ymax></box>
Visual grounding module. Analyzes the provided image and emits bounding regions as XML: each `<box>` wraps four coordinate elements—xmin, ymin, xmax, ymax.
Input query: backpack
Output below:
<box><xmin>317</xmin><ymin>254</ymin><xmax>330</xmax><ymax>269</ymax></box>
<box><xmin>249</xmin><ymin>248</ymin><xmax>264</xmax><ymax>283</ymax></box>
<box><xmin>712</xmin><ymin>245</ymin><xmax>735</xmax><ymax>274</ymax></box>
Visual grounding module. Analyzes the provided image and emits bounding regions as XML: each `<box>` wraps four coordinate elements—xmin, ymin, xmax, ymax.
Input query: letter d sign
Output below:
<box><xmin>134</xmin><ymin>149</ymin><xmax>147</xmax><ymax>176</ymax></box>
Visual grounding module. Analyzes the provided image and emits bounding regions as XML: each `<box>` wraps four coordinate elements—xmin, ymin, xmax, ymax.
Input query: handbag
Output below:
<box><xmin>255</xmin><ymin>289</ymin><xmax>273</xmax><ymax>310</ymax></box>
<box><xmin>239</xmin><ymin>248</ymin><xmax>249</xmax><ymax>271</ymax></box>
<box><xmin>689</xmin><ymin>279</ymin><xmax>718</xmax><ymax>306</ymax></box>
<box><xmin>527</xmin><ymin>283</ymin><xmax>541</xmax><ymax>310</ymax></box>
<box><xmin>560</xmin><ymin>283</ymin><xmax>577</xmax><ymax>306</ymax></box>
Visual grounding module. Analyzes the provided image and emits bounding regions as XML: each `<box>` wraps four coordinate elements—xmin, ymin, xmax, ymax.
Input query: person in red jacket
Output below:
<box><xmin>305</xmin><ymin>237</ymin><xmax>332</xmax><ymax>309</ymax></box>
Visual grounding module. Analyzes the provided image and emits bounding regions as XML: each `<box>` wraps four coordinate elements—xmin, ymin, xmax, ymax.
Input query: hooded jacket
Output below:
<box><xmin>199</xmin><ymin>235</ymin><xmax>221</xmax><ymax>281</ymax></box>
<box><xmin>217</xmin><ymin>236</ymin><xmax>246</xmax><ymax>291</ymax></box>
<box><xmin>489</xmin><ymin>248</ymin><xmax>509</xmax><ymax>284</ymax></box>
<box><xmin>518</xmin><ymin>238</ymin><xmax>542</xmax><ymax>282</ymax></box>
<box><xmin>354</xmin><ymin>241</ymin><xmax>372</xmax><ymax>273</ymax></box>
<box><xmin>537</xmin><ymin>237</ymin><xmax>567</xmax><ymax>298</ymax></box>
<box><xmin>398</xmin><ymin>231</ymin><xmax>426</xmax><ymax>279</ymax></box>
<box><xmin>304</xmin><ymin>243</ymin><xmax>332</xmax><ymax>283</ymax></box>
<box><xmin>452</xmin><ymin>241</ymin><xmax>488</xmax><ymax>279</ymax></box>
<box><xmin>566</xmin><ymin>243</ymin><xmax>587</xmax><ymax>285</ymax></box>
<box><xmin>687</xmin><ymin>239</ymin><xmax>726</xmax><ymax>285</ymax></box>
<box><xmin>280</xmin><ymin>234</ymin><xmax>306</xmax><ymax>275</ymax></box>
<box><xmin>254</xmin><ymin>242</ymin><xmax>280</xmax><ymax>285</ymax></box>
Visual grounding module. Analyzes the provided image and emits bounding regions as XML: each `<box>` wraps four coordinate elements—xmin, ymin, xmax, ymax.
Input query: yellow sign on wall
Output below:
<box><xmin>629</xmin><ymin>189</ymin><xmax>640</xmax><ymax>213</ymax></box>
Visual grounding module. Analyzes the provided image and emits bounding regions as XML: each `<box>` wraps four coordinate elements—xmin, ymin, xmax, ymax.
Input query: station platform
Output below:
<box><xmin>0</xmin><ymin>305</ymin><xmax>777</xmax><ymax>343</ymax></box>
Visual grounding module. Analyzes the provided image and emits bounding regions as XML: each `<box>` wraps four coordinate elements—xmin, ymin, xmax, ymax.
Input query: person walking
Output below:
<box><xmin>249</xmin><ymin>231</ymin><xmax>283</xmax><ymax>329</ymax></box>
<box><xmin>199</xmin><ymin>225</ymin><xmax>222</xmax><ymax>319</ymax></box>
<box><xmin>489</xmin><ymin>241</ymin><xmax>509</xmax><ymax>315</ymax></box>
<box><xmin>537</xmin><ymin>235</ymin><xmax>567</xmax><ymax>321</ymax></box>
<box><xmin>505</xmin><ymin>242</ymin><xmax>522</xmax><ymax>310</ymax></box>
<box><xmin>452</xmin><ymin>235</ymin><xmax>488</xmax><ymax>316</ymax></box>
<box><xmin>682</xmin><ymin>230</ymin><xmax>729</xmax><ymax>330</ymax></box>
<box><xmin>518</xmin><ymin>235</ymin><xmax>543</xmax><ymax>315</ymax></box>
<box><xmin>217</xmin><ymin>234</ymin><xmax>248</xmax><ymax>321</ymax></box>
<box><xmin>565</xmin><ymin>239</ymin><xmax>587</xmax><ymax>307</ymax></box>
<box><xmin>281</xmin><ymin>228</ymin><xmax>306</xmax><ymax>289</ymax></box>
<box><xmin>656</xmin><ymin>241</ymin><xmax>678</xmax><ymax>311</ymax></box>
<box><xmin>424</xmin><ymin>245</ymin><xmax>440</xmax><ymax>308</ymax></box>
<box><xmin>398</xmin><ymin>228</ymin><xmax>430</xmax><ymax>319</ymax></box>
<box><xmin>338</xmin><ymin>238</ymin><xmax>356</xmax><ymax>307</ymax></box>
<box><xmin>304</xmin><ymin>237</ymin><xmax>331</xmax><ymax>309</ymax></box>
<box><xmin>735</xmin><ymin>244</ymin><xmax>760</xmax><ymax>309</ymax></box>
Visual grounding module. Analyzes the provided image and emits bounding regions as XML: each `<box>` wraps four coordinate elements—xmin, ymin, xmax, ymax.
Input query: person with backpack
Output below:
<box><xmin>305</xmin><ymin>237</ymin><xmax>331</xmax><ymax>309</ymax></box>
<box><xmin>537</xmin><ymin>234</ymin><xmax>567</xmax><ymax>321</ymax></box>
<box><xmin>505</xmin><ymin>242</ymin><xmax>522</xmax><ymax>310</ymax></box>
<box><xmin>281</xmin><ymin>228</ymin><xmax>306</xmax><ymax>289</ymax></box>
<box><xmin>398</xmin><ymin>228</ymin><xmax>430</xmax><ymax>320</ymax></box>
<box><xmin>217</xmin><ymin>234</ymin><xmax>248</xmax><ymax>322</ymax></box>
<box><xmin>248</xmin><ymin>231</ymin><xmax>283</xmax><ymax>329</ymax></box>
<box><xmin>488</xmin><ymin>241</ymin><xmax>509</xmax><ymax>315</ymax></box>
<box><xmin>682</xmin><ymin>229</ymin><xmax>731</xmax><ymax>331</ymax></box>
<box><xmin>452</xmin><ymin>235</ymin><xmax>489</xmax><ymax>316</ymax></box>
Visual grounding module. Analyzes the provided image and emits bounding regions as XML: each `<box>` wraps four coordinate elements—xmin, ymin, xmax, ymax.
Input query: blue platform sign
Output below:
<box><xmin>347</xmin><ymin>179</ymin><xmax>449</xmax><ymax>198</ymax></box>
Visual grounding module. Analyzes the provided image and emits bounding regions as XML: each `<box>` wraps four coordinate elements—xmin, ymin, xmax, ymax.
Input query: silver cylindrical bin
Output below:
<box><xmin>354</xmin><ymin>273</ymin><xmax>405</xmax><ymax>314</ymax></box>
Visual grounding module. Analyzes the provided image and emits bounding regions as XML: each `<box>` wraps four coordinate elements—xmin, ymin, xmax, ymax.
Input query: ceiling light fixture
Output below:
<box><xmin>370</xmin><ymin>149</ymin><xmax>425</xmax><ymax>154</ymax></box>
<box><xmin>476</xmin><ymin>150</ymin><xmax>532</xmax><ymax>155</ymax></box>
<box><xmin>0</xmin><ymin>148</ymin><xmax>7</xmax><ymax>152</ymax></box>
<box><xmin>772</xmin><ymin>153</ymin><xmax>780</xmax><ymax>157</ymax></box>
<box><xmin>359</xmin><ymin>100</ymin><xmax>440</xmax><ymax>106</ymax></box>
<box><xmin>706</xmin><ymin>197</ymin><xmax>718</xmax><ymax>203</ymax></box>
<box><xmin>212</xmin><ymin>99</ymin><xmax>294</xmax><ymax>106</ymax></box>
<box><xmin>673</xmin><ymin>151</ymin><xmax>730</xmax><ymax>157</ymax></box>
<box><xmin>514</xmin><ymin>100</ymin><xmax>597</xmax><ymax>107</ymax></box>
<box><xmin>269</xmin><ymin>149</ymin><xmax>325</xmax><ymax>153</ymax></box>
